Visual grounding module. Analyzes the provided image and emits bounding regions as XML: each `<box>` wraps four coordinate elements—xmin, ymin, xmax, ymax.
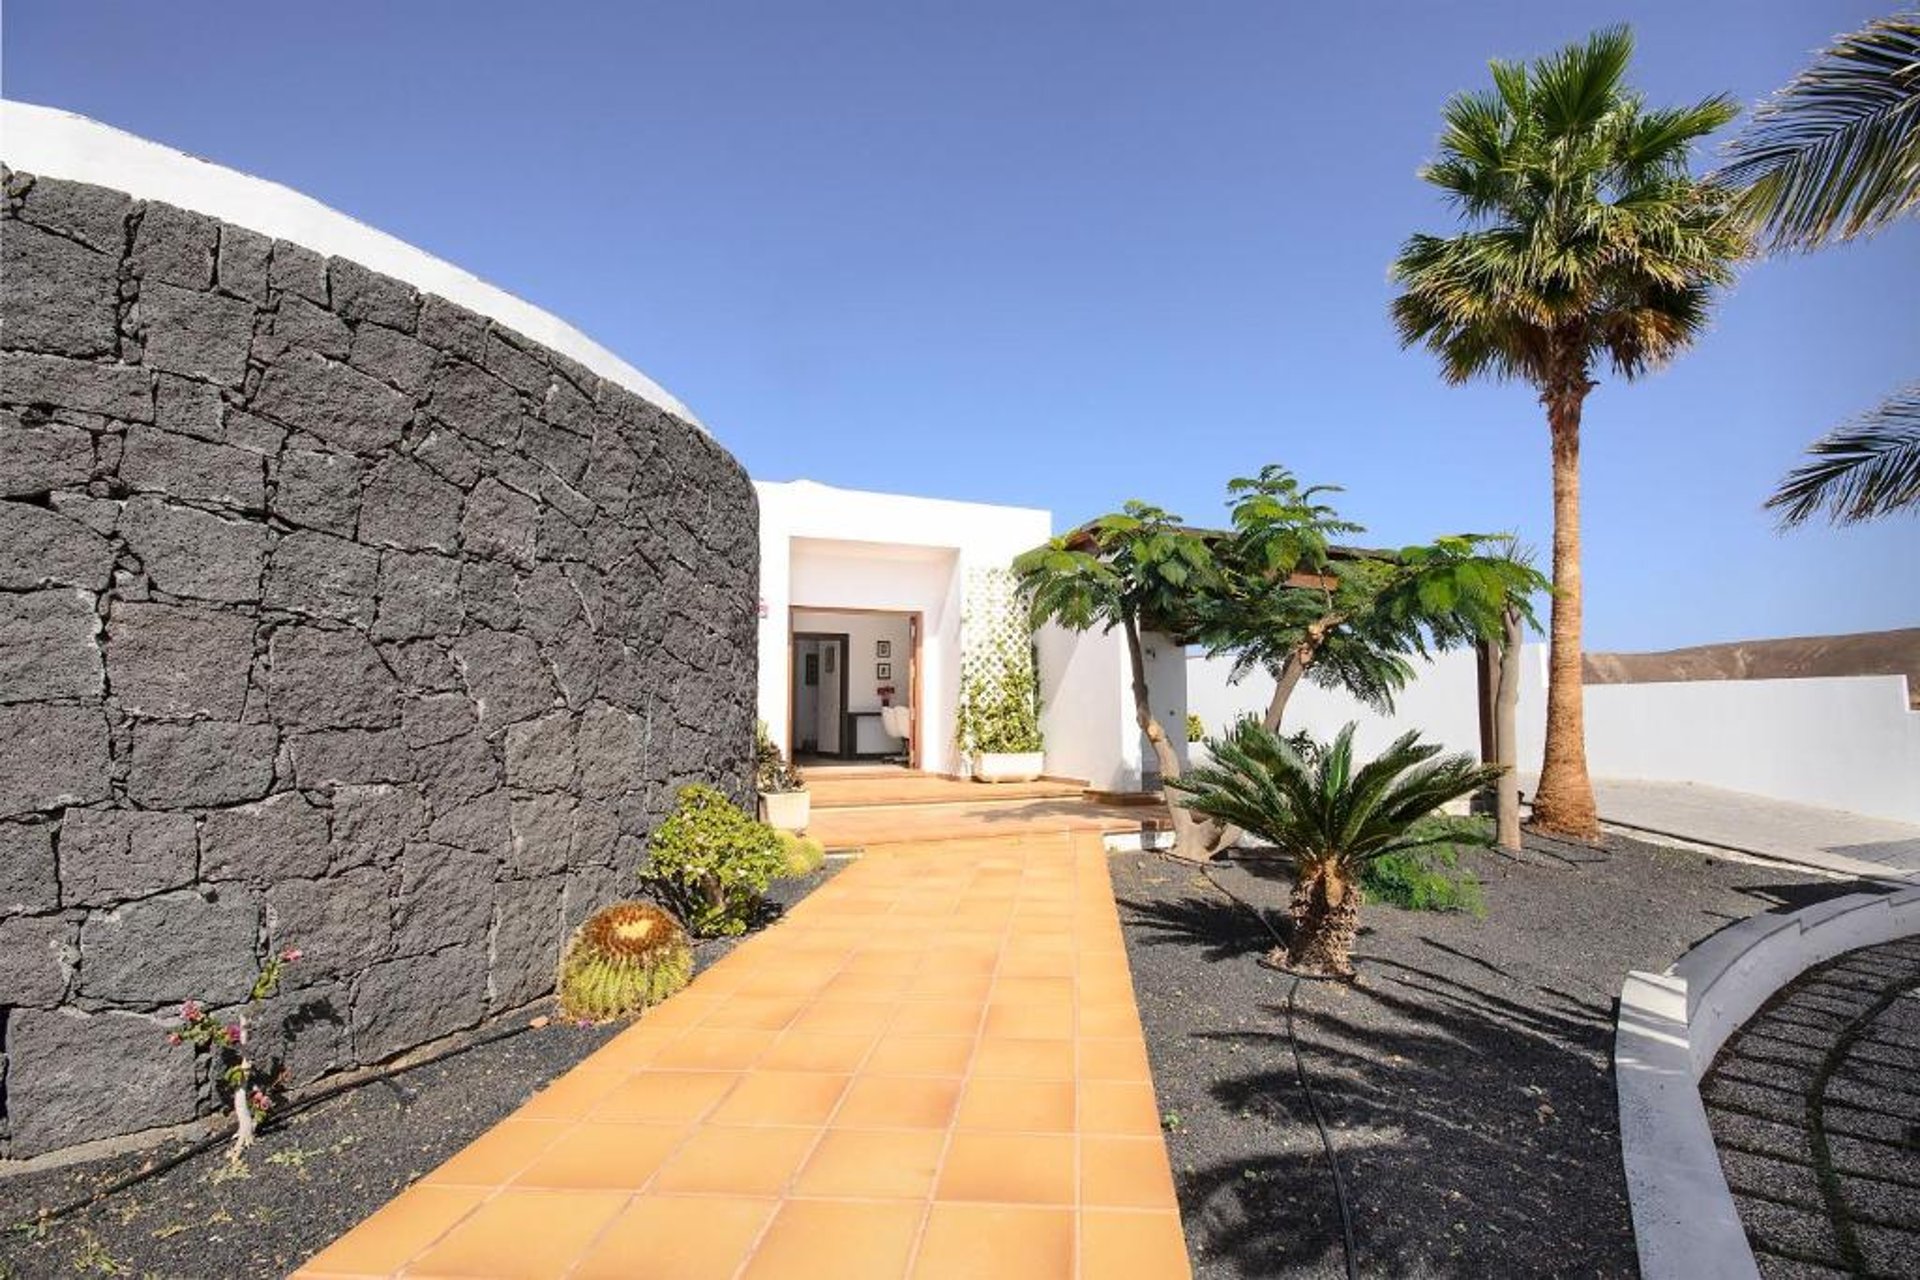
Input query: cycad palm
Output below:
<box><xmin>1719</xmin><ymin>13</ymin><xmax>1920</xmax><ymax>527</ymax></box>
<box><xmin>1390</xmin><ymin>26</ymin><xmax>1745</xmax><ymax>838</ymax></box>
<box><xmin>1169</xmin><ymin>722</ymin><xmax>1500</xmax><ymax>978</ymax></box>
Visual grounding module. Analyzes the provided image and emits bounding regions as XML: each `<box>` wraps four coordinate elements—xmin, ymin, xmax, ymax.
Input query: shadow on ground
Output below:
<box><xmin>1113</xmin><ymin>833</ymin><xmax>1861</xmax><ymax>1279</ymax></box>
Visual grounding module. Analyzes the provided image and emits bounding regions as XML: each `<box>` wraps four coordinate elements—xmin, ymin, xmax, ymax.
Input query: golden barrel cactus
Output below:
<box><xmin>557</xmin><ymin>901</ymin><xmax>693</xmax><ymax>1022</ymax></box>
<box><xmin>777</xmin><ymin>830</ymin><xmax>826</xmax><ymax>878</ymax></box>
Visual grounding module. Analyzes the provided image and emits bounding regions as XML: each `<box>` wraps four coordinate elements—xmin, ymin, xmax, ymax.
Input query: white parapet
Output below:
<box><xmin>1</xmin><ymin>99</ymin><xmax>701</xmax><ymax>430</ymax></box>
<box><xmin>1615</xmin><ymin>886</ymin><xmax>1920</xmax><ymax>1280</ymax></box>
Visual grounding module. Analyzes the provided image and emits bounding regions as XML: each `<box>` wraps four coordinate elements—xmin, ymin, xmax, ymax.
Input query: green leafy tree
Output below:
<box><xmin>1718</xmin><ymin>13</ymin><xmax>1920</xmax><ymax>527</ymax></box>
<box><xmin>1197</xmin><ymin>467</ymin><xmax>1546</xmax><ymax>733</ymax></box>
<box><xmin>1014</xmin><ymin>501</ymin><xmax>1226</xmax><ymax>860</ymax></box>
<box><xmin>1170</xmin><ymin>722</ymin><xmax>1502</xmax><ymax>977</ymax></box>
<box><xmin>1390</xmin><ymin>26</ymin><xmax>1745</xmax><ymax>837</ymax></box>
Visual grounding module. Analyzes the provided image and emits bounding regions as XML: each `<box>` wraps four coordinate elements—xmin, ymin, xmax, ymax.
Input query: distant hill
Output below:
<box><xmin>1585</xmin><ymin>628</ymin><xmax>1920</xmax><ymax>705</ymax></box>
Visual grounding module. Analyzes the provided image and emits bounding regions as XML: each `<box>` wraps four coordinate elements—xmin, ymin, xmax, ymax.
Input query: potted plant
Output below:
<box><xmin>957</xmin><ymin>664</ymin><xmax>1046</xmax><ymax>783</ymax></box>
<box><xmin>753</xmin><ymin>722</ymin><xmax>809</xmax><ymax>831</ymax></box>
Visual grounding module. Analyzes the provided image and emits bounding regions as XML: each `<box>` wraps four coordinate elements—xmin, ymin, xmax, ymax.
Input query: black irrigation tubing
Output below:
<box><xmin>8</xmin><ymin>1015</ymin><xmax>539</xmax><ymax>1235</ymax></box>
<box><xmin>8</xmin><ymin>908</ymin><xmax>796</xmax><ymax>1235</ymax></box>
<box><xmin>1175</xmin><ymin>855</ymin><xmax>1363</xmax><ymax>1280</ymax></box>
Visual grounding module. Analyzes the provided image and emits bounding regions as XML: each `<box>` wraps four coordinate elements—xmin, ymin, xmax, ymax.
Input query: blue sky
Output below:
<box><xmin>6</xmin><ymin>1</ymin><xmax>1915</xmax><ymax>650</ymax></box>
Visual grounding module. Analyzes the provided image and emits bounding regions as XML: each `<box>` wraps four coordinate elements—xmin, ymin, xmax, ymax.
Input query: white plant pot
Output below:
<box><xmin>971</xmin><ymin>751</ymin><xmax>1045</xmax><ymax>784</ymax></box>
<box><xmin>759</xmin><ymin>790</ymin><xmax>810</xmax><ymax>832</ymax></box>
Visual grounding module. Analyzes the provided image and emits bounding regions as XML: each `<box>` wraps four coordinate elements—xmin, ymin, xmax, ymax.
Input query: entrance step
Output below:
<box><xmin>805</xmin><ymin>771</ymin><xmax>1089</xmax><ymax>811</ymax></box>
<box><xmin>806</xmin><ymin>795</ymin><xmax>1168</xmax><ymax>853</ymax></box>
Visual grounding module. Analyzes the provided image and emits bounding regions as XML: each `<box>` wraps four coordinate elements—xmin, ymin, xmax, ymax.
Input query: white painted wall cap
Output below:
<box><xmin>1</xmin><ymin>99</ymin><xmax>703</xmax><ymax>430</ymax></box>
<box><xmin>756</xmin><ymin>476</ymin><xmax>1051</xmax><ymax>521</ymax></box>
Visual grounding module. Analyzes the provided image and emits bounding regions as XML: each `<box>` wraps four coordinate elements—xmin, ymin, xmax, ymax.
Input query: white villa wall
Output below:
<box><xmin>756</xmin><ymin>481</ymin><xmax>1050</xmax><ymax>777</ymax></box>
<box><xmin>1186</xmin><ymin>647</ymin><xmax>1485</xmax><ymax>762</ymax></box>
<box><xmin>1037</xmin><ymin>624</ymin><xmax>1135</xmax><ymax>791</ymax></box>
<box><xmin>1187</xmin><ymin>646</ymin><xmax>1920</xmax><ymax>825</ymax></box>
<box><xmin>1033</xmin><ymin>626</ymin><xmax>1188</xmax><ymax>792</ymax></box>
<box><xmin>1140</xmin><ymin>633</ymin><xmax>1190</xmax><ymax>778</ymax></box>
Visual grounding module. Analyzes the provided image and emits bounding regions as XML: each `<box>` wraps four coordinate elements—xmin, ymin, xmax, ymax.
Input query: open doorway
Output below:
<box><xmin>790</xmin><ymin>608</ymin><xmax>920</xmax><ymax>769</ymax></box>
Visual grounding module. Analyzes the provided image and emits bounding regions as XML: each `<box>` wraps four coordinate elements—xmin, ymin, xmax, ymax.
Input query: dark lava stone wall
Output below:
<box><xmin>0</xmin><ymin>170</ymin><xmax>757</xmax><ymax>1158</ymax></box>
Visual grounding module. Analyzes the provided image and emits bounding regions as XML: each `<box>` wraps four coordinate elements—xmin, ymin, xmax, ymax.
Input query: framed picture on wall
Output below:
<box><xmin>875</xmin><ymin>662</ymin><xmax>892</xmax><ymax>680</ymax></box>
<box><xmin>876</xmin><ymin>640</ymin><xmax>892</xmax><ymax>658</ymax></box>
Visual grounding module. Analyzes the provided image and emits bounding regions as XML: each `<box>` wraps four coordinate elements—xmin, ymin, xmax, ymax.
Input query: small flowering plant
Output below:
<box><xmin>167</xmin><ymin>947</ymin><xmax>301</xmax><ymax>1162</ymax></box>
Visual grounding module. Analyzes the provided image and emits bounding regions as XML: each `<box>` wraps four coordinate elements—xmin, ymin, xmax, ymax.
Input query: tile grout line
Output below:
<box><xmin>899</xmin><ymin>842</ymin><xmax>1024</xmax><ymax>1279</ymax></box>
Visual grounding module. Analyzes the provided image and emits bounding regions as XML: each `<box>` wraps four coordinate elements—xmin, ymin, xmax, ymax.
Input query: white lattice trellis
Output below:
<box><xmin>957</xmin><ymin>566</ymin><xmax>1042</xmax><ymax>752</ymax></box>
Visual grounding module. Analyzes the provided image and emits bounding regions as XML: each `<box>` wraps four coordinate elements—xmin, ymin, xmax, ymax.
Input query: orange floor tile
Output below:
<box><xmin>292</xmin><ymin>831</ymin><xmax>1190</xmax><ymax>1280</ymax></box>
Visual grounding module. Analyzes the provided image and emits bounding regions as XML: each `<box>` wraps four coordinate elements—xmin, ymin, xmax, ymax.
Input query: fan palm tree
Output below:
<box><xmin>1390</xmin><ymin>26</ymin><xmax>1746</xmax><ymax>838</ymax></box>
<box><xmin>1718</xmin><ymin>12</ymin><xmax>1920</xmax><ymax>527</ymax></box>
<box><xmin>1170</xmin><ymin>722</ymin><xmax>1501</xmax><ymax>978</ymax></box>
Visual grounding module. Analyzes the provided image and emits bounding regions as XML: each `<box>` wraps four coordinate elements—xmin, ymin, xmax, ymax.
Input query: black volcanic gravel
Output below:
<box><xmin>0</xmin><ymin>867</ymin><xmax>836</xmax><ymax>1280</ymax></box>
<box><xmin>1112</xmin><ymin>833</ymin><xmax>1864</xmax><ymax>1279</ymax></box>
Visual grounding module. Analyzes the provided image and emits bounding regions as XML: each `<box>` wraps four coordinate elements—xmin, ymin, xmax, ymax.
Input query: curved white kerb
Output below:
<box><xmin>0</xmin><ymin>99</ymin><xmax>702</xmax><ymax>430</ymax></box>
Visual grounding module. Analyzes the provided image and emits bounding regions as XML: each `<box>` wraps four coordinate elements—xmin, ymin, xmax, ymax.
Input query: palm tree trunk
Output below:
<box><xmin>1495</xmin><ymin>605</ymin><xmax>1523</xmax><ymax>852</ymax></box>
<box><xmin>1281</xmin><ymin>861</ymin><xmax>1360</xmax><ymax>978</ymax></box>
<box><xmin>1122</xmin><ymin>612</ymin><xmax>1227</xmax><ymax>861</ymax></box>
<box><xmin>1529</xmin><ymin>381</ymin><xmax>1601</xmax><ymax>837</ymax></box>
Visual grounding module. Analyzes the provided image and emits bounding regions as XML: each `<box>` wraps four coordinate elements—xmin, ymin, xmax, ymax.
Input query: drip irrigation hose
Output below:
<box><xmin>7</xmin><ymin>1015</ymin><xmax>540</xmax><ymax>1234</ymax></box>
<box><xmin>1183</xmin><ymin>855</ymin><xmax>1362</xmax><ymax>1280</ymax></box>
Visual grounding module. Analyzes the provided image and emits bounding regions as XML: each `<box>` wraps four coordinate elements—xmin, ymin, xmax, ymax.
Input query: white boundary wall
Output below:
<box><xmin>1187</xmin><ymin>646</ymin><xmax>1920</xmax><ymax>824</ymax></box>
<box><xmin>1614</xmin><ymin>887</ymin><xmax>1920</xmax><ymax>1280</ymax></box>
<box><xmin>1576</xmin><ymin>673</ymin><xmax>1920</xmax><ymax>825</ymax></box>
<box><xmin>2</xmin><ymin>100</ymin><xmax>700</xmax><ymax>427</ymax></box>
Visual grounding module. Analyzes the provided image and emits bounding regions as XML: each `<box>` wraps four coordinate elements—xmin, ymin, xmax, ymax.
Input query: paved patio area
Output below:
<box><xmin>1532</xmin><ymin>776</ymin><xmax>1920</xmax><ymax>881</ymax></box>
<box><xmin>294</xmin><ymin>831</ymin><xmax>1190</xmax><ymax>1279</ymax></box>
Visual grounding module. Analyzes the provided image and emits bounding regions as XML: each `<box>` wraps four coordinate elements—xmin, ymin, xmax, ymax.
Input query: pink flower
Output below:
<box><xmin>166</xmin><ymin>1032</ymin><xmax>182</xmax><ymax>1045</ymax></box>
<box><xmin>223</xmin><ymin>1023</ymin><xmax>243</xmax><ymax>1045</ymax></box>
<box><xmin>280</xmin><ymin>947</ymin><xmax>303</xmax><ymax>963</ymax></box>
<box><xmin>181</xmin><ymin>1000</ymin><xmax>203</xmax><ymax>1021</ymax></box>
<box><xmin>249</xmin><ymin>1088</ymin><xmax>271</xmax><ymax>1111</ymax></box>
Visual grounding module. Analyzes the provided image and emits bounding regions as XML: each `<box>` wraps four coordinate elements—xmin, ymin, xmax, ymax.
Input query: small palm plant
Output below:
<box><xmin>1169</xmin><ymin>722</ymin><xmax>1501</xmax><ymax>978</ymax></box>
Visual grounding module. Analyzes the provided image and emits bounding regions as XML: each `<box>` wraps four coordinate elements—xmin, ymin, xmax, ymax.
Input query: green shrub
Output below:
<box><xmin>1360</xmin><ymin>816</ymin><xmax>1490</xmax><ymax>915</ymax></box>
<box><xmin>557</xmin><ymin>901</ymin><xmax>692</xmax><ymax>1021</ymax></box>
<box><xmin>956</xmin><ymin>665</ymin><xmax>1044</xmax><ymax>753</ymax></box>
<box><xmin>955</xmin><ymin>584</ymin><xmax>1044</xmax><ymax>755</ymax></box>
<box><xmin>644</xmin><ymin>784</ymin><xmax>789</xmax><ymax>936</ymax></box>
<box><xmin>777</xmin><ymin>830</ymin><xmax>826</xmax><ymax>878</ymax></box>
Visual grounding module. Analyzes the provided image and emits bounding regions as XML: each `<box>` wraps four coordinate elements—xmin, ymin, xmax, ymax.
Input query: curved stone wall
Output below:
<box><xmin>0</xmin><ymin>168</ymin><xmax>757</xmax><ymax>1158</ymax></box>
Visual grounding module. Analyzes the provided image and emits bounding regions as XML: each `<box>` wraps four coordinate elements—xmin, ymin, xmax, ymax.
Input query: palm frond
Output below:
<box><xmin>1719</xmin><ymin>13</ymin><xmax>1920</xmax><ymax>251</ymax></box>
<box><xmin>1167</xmin><ymin>721</ymin><xmax>1501</xmax><ymax>872</ymax></box>
<box><xmin>1767</xmin><ymin>384</ymin><xmax>1920</xmax><ymax>526</ymax></box>
<box><xmin>1392</xmin><ymin>27</ymin><xmax>1745</xmax><ymax>389</ymax></box>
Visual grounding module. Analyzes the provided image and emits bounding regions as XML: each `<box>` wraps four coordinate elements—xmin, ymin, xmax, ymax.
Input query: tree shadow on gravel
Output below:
<box><xmin>1116</xmin><ymin>892</ymin><xmax>1281</xmax><ymax>964</ymax></box>
<box><xmin>1117</xmin><ymin>881</ymin><xmax>1638</xmax><ymax>1279</ymax></box>
<box><xmin>1176</xmin><ymin>969</ymin><xmax>1636</xmax><ymax>1278</ymax></box>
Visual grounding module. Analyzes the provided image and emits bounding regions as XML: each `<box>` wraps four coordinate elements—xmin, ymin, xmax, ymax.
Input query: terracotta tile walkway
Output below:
<box><xmin>294</xmin><ymin>831</ymin><xmax>1191</xmax><ymax>1279</ymax></box>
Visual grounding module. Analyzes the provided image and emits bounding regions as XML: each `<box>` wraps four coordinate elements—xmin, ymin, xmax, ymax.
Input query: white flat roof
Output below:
<box><xmin>756</xmin><ymin>477</ymin><xmax>1051</xmax><ymax>523</ymax></box>
<box><xmin>1</xmin><ymin>100</ymin><xmax>701</xmax><ymax>429</ymax></box>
